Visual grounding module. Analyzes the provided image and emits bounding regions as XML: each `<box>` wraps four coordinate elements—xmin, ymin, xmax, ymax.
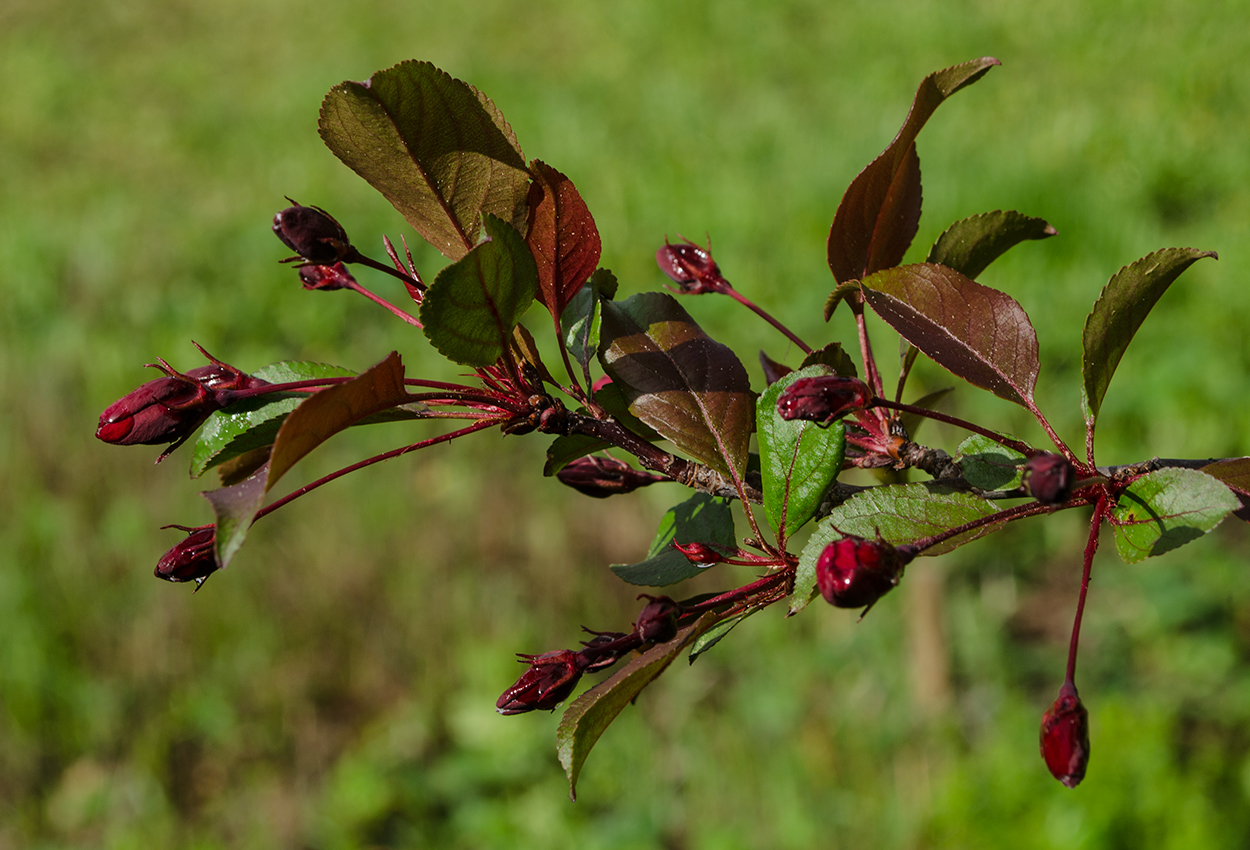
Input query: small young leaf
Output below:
<box><xmin>1110</xmin><ymin>468</ymin><xmax>1238</xmax><ymax>563</ymax></box>
<box><xmin>896</xmin><ymin>386</ymin><xmax>953</xmax><ymax>441</ymax></box>
<box><xmin>525</xmin><ymin>160</ymin><xmax>602</xmax><ymax>319</ymax></box>
<box><xmin>1201</xmin><ymin>458</ymin><xmax>1250</xmax><ymax>495</ymax></box>
<box><xmin>927</xmin><ymin>210</ymin><xmax>1056</xmax><ymax>280</ymax></box>
<box><xmin>203</xmin><ymin>461</ymin><xmax>269</xmax><ymax>571</ymax></box>
<box><xmin>560</xmin><ymin>268</ymin><xmax>618</xmax><ymax>380</ymax></box>
<box><xmin>599</xmin><ymin>292</ymin><xmax>753</xmax><ymax>478</ymax></box>
<box><xmin>688</xmin><ymin>610</ymin><xmax>756</xmax><ymax>664</ymax></box>
<box><xmin>543</xmin><ymin>433</ymin><xmax>609</xmax><ymax>476</ymax></box>
<box><xmin>799</xmin><ymin>342</ymin><xmax>859</xmax><ymax>378</ymax></box>
<box><xmin>420</xmin><ymin>215</ymin><xmax>539</xmax><ymax>367</ymax></box>
<box><xmin>318</xmin><ymin>61</ymin><xmax>530</xmax><ymax>259</ymax></box>
<box><xmin>611</xmin><ymin>492</ymin><xmax>736</xmax><ymax>586</ymax></box>
<box><xmin>790</xmin><ymin>484</ymin><xmax>1001</xmax><ymax>614</ymax></box>
<box><xmin>1082</xmin><ymin>248</ymin><xmax>1217</xmax><ymax>424</ymax></box>
<box><xmin>862</xmin><ymin>263</ymin><xmax>1040</xmax><ymax>409</ymax></box>
<box><xmin>757</xmin><ymin>365</ymin><xmax>847</xmax><ymax>538</ymax></box>
<box><xmin>956</xmin><ymin>434</ymin><xmax>1025</xmax><ymax>490</ymax></box>
<box><xmin>827</xmin><ymin>57</ymin><xmax>1000</xmax><ymax>284</ymax></box>
<box><xmin>557</xmin><ymin>612</ymin><xmax>719</xmax><ymax>800</ymax></box>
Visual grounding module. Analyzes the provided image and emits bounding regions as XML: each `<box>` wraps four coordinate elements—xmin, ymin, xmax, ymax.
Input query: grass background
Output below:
<box><xmin>4</xmin><ymin>0</ymin><xmax>1250</xmax><ymax>847</ymax></box>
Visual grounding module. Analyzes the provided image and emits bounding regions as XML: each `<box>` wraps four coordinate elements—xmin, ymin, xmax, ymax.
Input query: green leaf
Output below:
<box><xmin>557</xmin><ymin>612</ymin><xmax>719</xmax><ymax>800</ymax></box>
<box><xmin>611</xmin><ymin>493</ymin><xmax>735</xmax><ymax>587</ymax></box>
<box><xmin>790</xmin><ymin>483</ymin><xmax>1002</xmax><ymax>614</ymax></box>
<box><xmin>1110</xmin><ymin>468</ymin><xmax>1238</xmax><ymax>563</ymax></box>
<box><xmin>543</xmin><ymin>433</ymin><xmax>608</xmax><ymax>476</ymax></box>
<box><xmin>190</xmin><ymin>361</ymin><xmax>356</xmax><ymax>478</ymax></box>
<box><xmin>862</xmin><ymin>263</ymin><xmax>1040</xmax><ymax>409</ymax></box>
<box><xmin>525</xmin><ymin>160</ymin><xmax>602</xmax><ymax>319</ymax></box>
<box><xmin>318</xmin><ymin>60</ymin><xmax>530</xmax><ymax>259</ymax></box>
<box><xmin>420</xmin><ymin>215</ymin><xmax>539</xmax><ymax>367</ymax></box>
<box><xmin>1081</xmin><ymin>248</ymin><xmax>1217</xmax><ymax>424</ymax></box>
<box><xmin>560</xmin><ymin>268</ymin><xmax>617</xmax><ymax>381</ymax></box>
<box><xmin>203</xmin><ymin>461</ymin><xmax>269</xmax><ymax>571</ymax></box>
<box><xmin>688</xmin><ymin>610</ymin><xmax>755</xmax><ymax>664</ymax></box>
<box><xmin>599</xmin><ymin>292</ymin><xmax>753</xmax><ymax>478</ymax></box>
<box><xmin>757</xmin><ymin>365</ymin><xmax>847</xmax><ymax>537</ymax></box>
<box><xmin>956</xmin><ymin>434</ymin><xmax>1025</xmax><ymax>490</ymax></box>
<box><xmin>927</xmin><ymin>210</ymin><xmax>1056</xmax><ymax>280</ymax></box>
<box><xmin>828</xmin><ymin>57</ymin><xmax>1000</xmax><ymax>284</ymax></box>
<box><xmin>799</xmin><ymin>342</ymin><xmax>858</xmax><ymax>378</ymax></box>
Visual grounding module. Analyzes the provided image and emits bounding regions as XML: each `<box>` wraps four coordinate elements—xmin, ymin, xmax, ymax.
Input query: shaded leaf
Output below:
<box><xmin>862</xmin><ymin>263</ymin><xmax>1039</xmax><ymax>408</ymax></box>
<box><xmin>511</xmin><ymin>323</ymin><xmax>556</xmax><ymax>387</ymax></box>
<box><xmin>420</xmin><ymin>215</ymin><xmax>539</xmax><ymax>367</ymax></box>
<box><xmin>799</xmin><ymin>342</ymin><xmax>858</xmax><ymax>378</ymax></box>
<box><xmin>1201</xmin><ymin>458</ymin><xmax>1250</xmax><ymax>495</ymax></box>
<box><xmin>203</xmin><ymin>461</ymin><xmax>269</xmax><ymax>570</ymax></box>
<box><xmin>1111</xmin><ymin>468</ymin><xmax>1238</xmax><ymax>563</ymax></box>
<box><xmin>823</xmin><ymin>281</ymin><xmax>864</xmax><ymax>321</ymax></box>
<box><xmin>557</xmin><ymin>612</ymin><xmax>719</xmax><ymax>800</ymax></box>
<box><xmin>1082</xmin><ymin>248</ymin><xmax>1217</xmax><ymax>423</ymax></box>
<box><xmin>896</xmin><ymin>386</ymin><xmax>953</xmax><ymax>440</ymax></box>
<box><xmin>318</xmin><ymin>60</ymin><xmax>530</xmax><ymax>259</ymax></box>
<box><xmin>757</xmin><ymin>365</ymin><xmax>847</xmax><ymax>538</ymax></box>
<box><xmin>611</xmin><ymin>493</ymin><xmax>735</xmax><ymax>586</ymax></box>
<box><xmin>543</xmin><ymin>433</ymin><xmax>608</xmax><ymax>476</ymax></box>
<box><xmin>827</xmin><ymin>57</ymin><xmax>1000</xmax><ymax>284</ymax></box>
<box><xmin>956</xmin><ymin>434</ymin><xmax>1025</xmax><ymax>490</ymax></box>
<box><xmin>689</xmin><ymin>610</ymin><xmax>756</xmax><ymax>664</ymax></box>
<box><xmin>927</xmin><ymin>210</ymin><xmax>1056</xmax><ymax>280</ymax></box>
<box><xmin>599</xmin><ymin>292</ymin><xmax>753</xmax><ymax>478</ymax></box>
<box><xmin>191</xmin><ymin>361</ymin><xmax>356</xmax><ymax>478</ymax></box>
<box><xmin>561</xmin><ymin>268</ymin><xmax>618</xmax><ymax>380</ymax></box>
<box><xmin>525</xmin><ymin>160</ymin><xmax>602</xmax><ymax>319</ymax></box>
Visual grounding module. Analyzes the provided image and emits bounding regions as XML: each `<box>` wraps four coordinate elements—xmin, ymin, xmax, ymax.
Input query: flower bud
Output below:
<box><xmin>672</xmin><ymin>541</ymin><xmax>726</xmax><ymax>565</ymax></box>
<box><xmin>96</xmin><ymin>351</ymin><xmax>268</xmax><ymax>462</ymax></box>
<box><xmin>816</xmin><ymin>536</ymin><xmax>914</xmax><ymax>613</ymax></box>
<box><xmin>272</xmin><ymin>201</ymin><xmax>352</xmax><ymax>264</ymax></box>
<box><xmin>496</xmin><ymin>650</ymin><xmax>585</xmax><ymax>715</ymax></box>
<box><xmin>776</xmin><ymin>375</ymin><xmax>872</xmax><ymax>426</ymax></box>
<box><xmin>634</xmin><ymin>595</ymin><xmax>680</xmax><ymax>644</ymax></box>
<box><xmin>1039</xmin><ymin>683</ymin><xmax>1090</xmax><ymax>788</ymax></box>
<box><xmin>154</xmin><ymin>526</ymin><xmax>218</xmax><ymax>588</ymax></box>
<box><xmin>556</xmin><ymin>456</ymin><xmax>666</xmax><ymax>498</ymax></box>
<box><xmin>579</xmin><ymin>632</ymin><xmax>630</xmax><ymax>674</ymax></box>
<box><xmin>297</xmin><ymin>262</ymin><xmax>358</xmax><ymax>291</ymax></box>
<box><xmin>1024</xmin><ymin>452</ymin><xmax>1075</xmax><ymax>505</ymax></box>
<box><xmin>655</xmin><ymin>237</ymin><xmax>731</xmax><ymax>294</ymax></box>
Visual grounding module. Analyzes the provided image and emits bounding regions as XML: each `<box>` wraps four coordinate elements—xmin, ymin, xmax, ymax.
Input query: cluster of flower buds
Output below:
<box><xmin>272</xmin><ymin>201</ymin><xmax>354</xmax><ymax>266</ymax></box>
<box><xmin>776</xmin><ymin>375</ymin><xmax>873</xmax><ymax>427</ymax></box>
<box><xmin>556</xmin><ymin>456</ymin><xmax>667</xmax><ymax>498</ymax></box>
<box><xmin>816</xmin><ymin>535</ymin><xmax>916</xmax><ymax>615</ymax></box>
<box><xmin>1039</xmin><ymin>682</ymin><xmax>1090</xmax><ymax>787</ymax></box>
<box><xmin>655</xmin><ymin>237</ymin><xmax>732</xmax><ymax>295</ymax></box>
<box><xmin>153</xmin><ymin>525</ymin><xmax>218</xmax><ymax>588</ymax></box>
<box><xmin>1024</xmin><ymin>452</ymin><xmax>1075</xmax><ymax>505</ymax></box>
<box><xmin>96</xmin><ymin>347</ymin><xmax>270</xmax><ymax>462</ymax></box>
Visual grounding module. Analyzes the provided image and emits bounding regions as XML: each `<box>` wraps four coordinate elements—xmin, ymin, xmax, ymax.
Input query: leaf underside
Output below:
<box><xmin>525</xmin><ymin>160</ymin><xmax>602</xmax><ymax>320</ymax></box>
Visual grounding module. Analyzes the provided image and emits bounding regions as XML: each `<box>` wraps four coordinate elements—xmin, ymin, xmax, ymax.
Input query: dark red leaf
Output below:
<box><xmin>525</xmin><ymin>160</ymin><xmax>602</xmax><ymax>319</ymax></box>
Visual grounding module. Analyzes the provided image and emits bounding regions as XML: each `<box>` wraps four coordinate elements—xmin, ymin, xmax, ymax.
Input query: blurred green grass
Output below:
<box><xmin>5</xmin><ymin>0</ymin><xmax>1250</xmax><ymax>847</ymax></box>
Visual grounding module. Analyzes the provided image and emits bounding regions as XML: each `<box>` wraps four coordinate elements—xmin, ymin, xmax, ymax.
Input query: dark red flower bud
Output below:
<box><xmin>496</xmin><ymin>650</ymin><xmax>585</xmax><ymax>715</ymax></box>
<box><xmin>154</xmin><ymin>526</ymin><xmax>218</xmax><ymax>588</ymax></box>
<box><xmin>1024</xmin><ymin>452</ymin><xmax>1075</xmax><ymax>504</ymax></box>
<box><xmin>297</xmin><ymin>262</ymin><xmax>358</xmax><ymax>291</ymax></box>
<box><xmin>635</xmin><ymin>595</ymin><xmax>680</xmax><ymax>644</ymax></box>
<box><xmin>272</xmin><ymin>201</ymin><xmax>352</xmax><ymax>264</ymax></box>
<box><xmin>96</xmin><ymin>349</ymin><xmax>268</xmax><ymax>462</ymax></box>
<box><xmin>1040</xmin><ymin>682</ymin><xmax>1090</xmax><ymax>788</ymax></box>
<box><xmin>579</xmin><ymin>632</ymin><xmax>631</xmax><ymax>673</ymax></box>
<box><xmin>672</xmin><ymin>541</ymin><xmax>726</xmax><ymax>565</ymax></box>
<box><xmin>776</xmin><ymin>375</ymin><xmax>873</xmax><ymax>426</ymax></box>
<box><xmin>816</xmin><ymin>536</ymin><xmax>914</xmax><ymax>614</ymax></box>
<box><xmin>656</xmin><ymin>236</ymin><xmax>732</xmax><ymax>294</ymax></box>
<box><xmin>556</xmin><ymin>456</ymin><xmax>666</xmax><ymax>498</ymax></box>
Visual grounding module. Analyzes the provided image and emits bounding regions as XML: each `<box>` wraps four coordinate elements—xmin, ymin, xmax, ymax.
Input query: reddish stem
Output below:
<box><xmin>1067</xmin><ymin>493</ymin><xmax>1107</xmax><ymax>684</ymax></box>
<box><xmin>723</xmin><ymin>288</ymin><xmax>812</xmax><ymax>355</ymax></box>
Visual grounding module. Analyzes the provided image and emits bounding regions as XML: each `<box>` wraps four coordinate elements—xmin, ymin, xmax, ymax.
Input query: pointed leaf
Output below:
<box><xmin>688</xmin><ymin>610</ymin><xmax>755</xmax><ymax>664</ymax></box>
<box><xmin>599</xmin><ymin>292</ymin><xmax>753</xmax><ymax>478</ymax></box>
<box><xmin>203</xmin><ymin>461</ymin><xmax>269</xmax><ymax>570</ymax></box>
<box><xmin>896</xmin><ymin>386</ymin><xmax>953</xmax><ymax>440</ymax></box>
<box><xmin>956</xmin><ymin>434</ymin><xmax>1025</xmax><ymax>490</ymax></box>
<box><xmin>799</xmin><ymin>342</ymin><xmax>858</xmax><ymax>378</ymax></box>
<box><xmin>543</xmin><ymin>434</ymin><xmax>609</xmax><ymax>476</ymax></box>
<box><xmin>560</xmin><ymin>268</ymin><xmax>618</xmax><ymax>379</ymax></box>
<box><xmin>927</xmin><ymin>210</ymin><xmax>1056</xmax><ymax>280</ymax></box>
<box><xmin>557</xmin><ymin>612</ymin><xmax>719</xmax><ymax>800</ymax></box>
<box><xmin>1111</xmin><ymin>468</ymin><xmax>1238</xmax><ymax>563</ymax></box>
<box><xmin>420</xmin><ymin>215</ymin><xmax>538</xmax><ymax>367</ymax></box>
<box><xmin>1201</xmin><ymin>458</ymin><xmax>1250</xmax><ymax>495</ymax></box>
<box><xmin>611</xmin><ymin>493</ymin><xmax>735</xmax><ymax>586</ymax></box>
<box><xmin>757</xmin><ymin>365</ymin><xmax>847</xmax><ymax>537</ymax></box>
<box><xmin>828</xmin><ymin>57</ymin><xmax>1000</xmax><ymax>283</ymax></box>
<box><xmin>1082</xmin><ymin>248</ymin><xmax>1217</xmax><ymax>422</ymax></box>
<box><xmin>525</xmin><ymin>160</ymin><xmax>602</xmax><ymax>318</ymax></box>
<box><xmin>318</xmin><ymin>60</ymin><xmax>530</xmax><ymax>259</ymax></box>
<box><xmin>862</xmin><ymin>263</ymin><xmax>1039</xmax><ymax>408</ymax></box>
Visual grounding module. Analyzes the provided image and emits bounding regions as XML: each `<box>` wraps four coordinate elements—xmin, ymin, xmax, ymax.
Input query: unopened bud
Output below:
<box><xmin>816</xmin><ymin>536</ymin><xmax>914</xmax><ymax>614</ymax></box>
<box><xmin>776</xmin><ymin>375</ymin><xmax>872</xmax><ymax>426</ymax></box>
<box><xmin>656</xmin><ymin>237</ymin><xmax>731</xmax><ymax>294</ymax></box>
<box><xmin>273</xmin><ymin>201</ymin><xmax>352</xmax><ymax>264</ymax></box>
<box><xmin>556</xmin><ymin>456</ymin><xmax>666</xmax><ymax>498</ymax></box>
<box><xmin>579</xmin><ymin>632</ymin><xmax>630</xmax><ymax>673</ymax></box>
<box><xmin>672</xmin><ymin>541</ymin><xmax>726</xmax><ymax>565</ymax></box>
<box><xmin>154</xmin><ymin>526</ymin><xmax>218</xmax><ymax>588</ymax></box>
<box><xmin>635</xmin><ymin>595</ymin><xmax>680</xmax><ymax>644</ymax></box>
<box><xmin>298</xmin><ymin>262</ymin><xmax>358</xmax><ymax>291</ymax></box>
<box><xmin>1040</xmin><ymin>682</ymin><xmax>1090</xmax><ymax>788</ymax></box>
<box><xmin>496</xmin><ymin>650</ymin><xmax>584</xmax><ymax>715</ymax></box>
<box><xmin>1024</xmin><ymin>453</ymin><xmax>1075</xmax><ymax>504</ymax></box>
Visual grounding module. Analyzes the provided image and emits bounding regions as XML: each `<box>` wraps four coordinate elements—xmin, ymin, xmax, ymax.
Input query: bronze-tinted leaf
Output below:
<box><xmin>525</xmin><ymin>160</ymin><xmax>602</xmax><ymax>319</ymax></box>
